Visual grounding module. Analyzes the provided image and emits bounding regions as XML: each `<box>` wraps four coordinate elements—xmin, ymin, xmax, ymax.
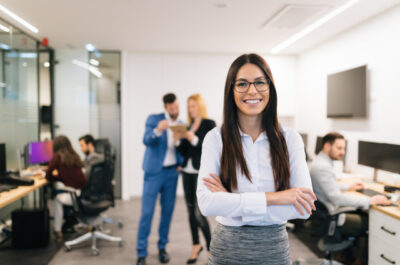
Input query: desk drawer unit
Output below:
<box><xmin>369</xmin><ymin>209</ymin><xmax>400</xmax><ymax>264</ymax></box>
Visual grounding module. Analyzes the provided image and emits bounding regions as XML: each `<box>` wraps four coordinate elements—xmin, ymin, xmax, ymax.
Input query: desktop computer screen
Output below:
<box><xmin>358</xmin><ymin>140</ymin><xmax>400</xmax><ymax>174</ymax></box>
<box><xmin>0</xmin><ymin>143</ymin><xmax>5</xmax><ymax>173</ymax></box>
<box><xmin>299</xmin><ymin>133</ymin><xmax>308</xmax><ymax>149</ymax></box>
<box><xmin>315</xmin><ymin>136</ymin><xmax>323</xmax><ymax>155</ymax></box>
<box><xmin>25</xmin><ymin>141</ymin><xmax>53</xmax><ymax>165</ymax></box>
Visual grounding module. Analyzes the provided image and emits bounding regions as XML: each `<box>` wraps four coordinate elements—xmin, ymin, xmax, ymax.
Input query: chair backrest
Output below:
<box><xmin>94</xmin><ymin>139</ymin><xmax>115</xmax><ymax>169</ymax></box>
<box><xmin>310</xmin><ymin>200</ymin><xmax>345</xmax><ymax>243</ymax></box>
<box><xmin>93</xmin><ymin>138</ymin><xmax>116</xmax><ymax>206</ymax></box>
<box><xmin>80</xmin><ymin>162</ymin><xmax>113</xmax><ymax>204</ymax></box>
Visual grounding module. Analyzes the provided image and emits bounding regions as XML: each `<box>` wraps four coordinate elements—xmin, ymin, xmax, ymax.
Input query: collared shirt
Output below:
<box><xmin>181</xmin><ymin>127</ymin><xmax>199</xmax><ymax>174</ymax></box>
<box><xmin>154</xmin><ymin>112</ymin><xmax>178</xmax><ymax>167</ymax></box>
<box><xmin>310</xmin><ymin>152</ymin><xmax>370</xmax><ymax>212</ymax></box>
<box><xmin>196</xmin><ymin>126</ymin><xmax>313</xmax><ymax>226</ymax></box>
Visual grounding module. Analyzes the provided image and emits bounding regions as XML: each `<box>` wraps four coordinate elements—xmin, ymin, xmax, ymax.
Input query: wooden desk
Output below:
<box><xmin>0</xmin><ymin>176</ymin><xmax>48</xmax><ymax>208</ymax></box>
<box><xmin>340</xmin><ymin>178</ymin><xmax>400</xmax><ymax>220</ymax></box>
<box><xmin>340</xmin><ymin>178</ymin><xmax>400</xmax><ymax>264</ymax></box>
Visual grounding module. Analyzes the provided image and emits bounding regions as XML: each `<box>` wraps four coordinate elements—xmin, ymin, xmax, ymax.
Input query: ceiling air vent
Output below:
<box><xmin>262</xmin><ymin>4</ymin><xmax>330</xmax><ymax>30</ymax></box>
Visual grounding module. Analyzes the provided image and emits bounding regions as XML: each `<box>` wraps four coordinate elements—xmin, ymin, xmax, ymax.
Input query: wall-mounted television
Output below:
<box><xmin>327</xmin><ymin>65</ymin><xmax>367</xmax><ymax>118</ymax></box>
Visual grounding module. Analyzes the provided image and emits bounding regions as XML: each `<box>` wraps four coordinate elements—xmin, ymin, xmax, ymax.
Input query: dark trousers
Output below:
<box><xmin>137</xmin><ymin>167</ymin><xmax>179</xmax><ymax>257</ymax></box>
<box><xmin>182</xmin><ymin>172</ymin><xmax>211</xmax><ymax>250</ymax></box>
<box><xmin>340</xmin><ymin>212</ymin><xmax>369</xmax><ymax>265</ymax></box>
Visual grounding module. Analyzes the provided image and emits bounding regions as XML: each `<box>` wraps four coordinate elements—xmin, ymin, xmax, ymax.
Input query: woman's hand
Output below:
<box><xmin>185</xmin><ymin>131</ymin><xmax>195</xmax><ymax>142</ymax></box>
<box><xmin>52</xmin><ymin>169</ymin><xmax>59</xmax><ymax>176</ymax></box>
<box><xmin>203</xmin><ymin>173</ymin><xmax>227</xmax><ymax>193</ymax></box>
<box><xmin>266</xmin><ymin>188</ymin><xmax>317</xmax><ymax>216</ymax></box>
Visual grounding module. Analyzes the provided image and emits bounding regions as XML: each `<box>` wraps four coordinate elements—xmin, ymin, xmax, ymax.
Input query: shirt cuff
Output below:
<box><xmin>241</xmin><ymin>192</ymin><xmax>267</xmax><ymax>216</ymax></box>
<box><xmin>190</xmin><ymin>135</ymin><xmax>199</xmax><ymax>146</ymax></box>
<box><xmin>153</xmin><ymin>128</ymin><xmax>162</xmax><ymax>137</ymax></box>
<box><xmin>339</xmin><ymin>183</ymin><xmax>350</xmax><ymax>191</ymax></box>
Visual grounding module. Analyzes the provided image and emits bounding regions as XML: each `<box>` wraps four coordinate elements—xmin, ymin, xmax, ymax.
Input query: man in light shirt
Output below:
<box><xmin>310</xmin><ymin>132</ymin><xmax>390</xmax><ymax>264</ymax></box>
<box><xmin>79</xmin><ymin>134</ymin><xmax>104</xmax><ymax>178</ymax></box>
<box><xmin>136</xmin><ymin>93</ymin><xmax>184</xmax><ymax>265</ymax></box>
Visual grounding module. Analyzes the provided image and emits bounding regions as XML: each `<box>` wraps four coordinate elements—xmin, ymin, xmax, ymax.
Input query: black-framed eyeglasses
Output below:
<box><xmin>233</xmin><ymin>79</ymin><xmax>270</xmax><ymax>93</ymax></box>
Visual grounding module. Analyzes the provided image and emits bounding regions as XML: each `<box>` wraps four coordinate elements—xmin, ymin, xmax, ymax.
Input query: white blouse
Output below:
<box><xmin>196</xmin><ymin>126</ymin><xmax>313</xmax><ymax>226</ymax></box>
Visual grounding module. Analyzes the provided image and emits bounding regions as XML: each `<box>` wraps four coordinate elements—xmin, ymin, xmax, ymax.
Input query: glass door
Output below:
<box><xmin>89</xmin><ymin>51</ymin><xmax>122</xmax><ymax>198</ymax></box>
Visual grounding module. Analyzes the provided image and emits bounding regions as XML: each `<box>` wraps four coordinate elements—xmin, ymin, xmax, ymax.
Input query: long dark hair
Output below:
<box><xmin>220</xmin><ymin>53</ymin><xmax>290</xmax><ymax>192</ymax></box>
<box><xmin>53</xmin><ymin>135</ymin><xmax>83</xmax><ymax>168</ymax></box>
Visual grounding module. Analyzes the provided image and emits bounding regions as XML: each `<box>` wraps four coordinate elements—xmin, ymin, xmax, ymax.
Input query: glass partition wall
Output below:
<box><xmin>89</xmin><ymin>51</ymin><xmax>121</xmax><ymax>198</ymax></box>
<box><xmin>0</xmin><ymin>18</ymin><xmax>54</xmax><ymax>171</ymax></box>
<box><xmin>0</xmin><ymin>18</ymin><xmax>54</xmax><ymax>220</ymax></box>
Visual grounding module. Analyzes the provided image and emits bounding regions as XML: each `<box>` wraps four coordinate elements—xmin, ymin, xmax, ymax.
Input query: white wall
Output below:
<box><xmin>121</xmin><ymin>52</ymin><xmax>298</xmax><ymax>199</ymax></box>
<box><xmin>54</xmin><ymin>49</ymin><xmax>90</xmax><ymax>155</ymax></box>
<box><xmin>296</xmin><ymin>5</ymin><xmax>400</xmax><ymax>183</ymax></box>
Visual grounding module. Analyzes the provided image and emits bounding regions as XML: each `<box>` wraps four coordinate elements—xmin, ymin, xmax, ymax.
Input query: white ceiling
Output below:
<box><xmin>0</xmin><ymin>0</ymin><xmax>399</xmax><ymax>54</ymax></box>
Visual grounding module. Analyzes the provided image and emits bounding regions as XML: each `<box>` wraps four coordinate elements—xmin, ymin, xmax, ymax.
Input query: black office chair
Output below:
<box><xmin>93</xmin><ymin>138</ymin><xmax>123</xmax><ymax>228</ymax></box>
<box><xmin>64</xmin><ymin>162</ymin><xmax>124</xmax><ymax>256</ymax></box>
<box><xmin>292</xmin><ymin>201</ymin><xmax>357</xmax><ymax>265</ymax></box>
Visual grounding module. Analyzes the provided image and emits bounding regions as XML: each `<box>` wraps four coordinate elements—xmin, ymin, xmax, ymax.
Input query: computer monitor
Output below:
<box><xmin>315</xmin><ymin>136</ymin><xmax>324</xmax><ymax>155</ymax></box>
<box><xmin>0</xmin><ymin>143</ymin><xmax>5</xmax><ymax>173</ymax></box>
<box><xmin>299</xmin><ymin>133</ymin><xmax>310</xmax><ymax>161</ymax></box>
<box><xmin>25</xmin><ymin>141</ymin><xmax>53</xmax><ymax>165</ymax></box>
<box><xmin>358</xmin><ymin>141</ymin><xmax>400</xmax><ymax>174</ymax></box>
<box><xmin>299</xmin><ymin>133</ymin><xmax>308</xmax><ymax>149</ymax></box>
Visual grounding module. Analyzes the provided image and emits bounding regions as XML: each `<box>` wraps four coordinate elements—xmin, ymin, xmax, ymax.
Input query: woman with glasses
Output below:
<box><xmin>174</xmin><ymin>94</ymin><xmax>216</xmax><ymax>264</ymax></box>
<box><xmin>197</xmin><ymin>54</ymin><xmax>316</xmax><ymax>265</ymax></box>
<box><xmin>46</xmin><ymin>135</ymin><xmax>88</xmax><ymax>242</ymax></box>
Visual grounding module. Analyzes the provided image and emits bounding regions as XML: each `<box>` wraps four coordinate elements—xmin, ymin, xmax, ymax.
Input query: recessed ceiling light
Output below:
<box><xmin>72</xmin><ymin>59</ymin><xmax>103</xmax><ymax>78</ymax></box>
<box><xmin>0</xmin><ymin>4</ymin><xmax>39</xmax><ymax>33</ymax></box>
<box><xmin>0</xmin><ymin>43</ymin><xmax>11</xmax><ymax>50</ymax></box>
<box><xmin>85</xmin><ymin>43</ymin><xmax>96</xmax><ymax>52</ymax></box>
<box><xmin>271</xmin><ymin>0</ymin><xmax>360</xmax><ymax>54</ymax></box>
<box><xmin>0</xmin><ymin>23</ymin><xmax>10</xmax><ymax>32</ymax></box>
<box><xmin>89</xmin><ymin>59</ymin><xmax>99</xmax><ymax>66</ymax></box>
<box><xmin>44</xmin><ymin>62</ymin><xmax>50</xmax><ymax>67</ymax></box>
<box><xmin>215</xmin><ymin>3</ymin><xmax>227</xmax><ymax>9</ymax></box>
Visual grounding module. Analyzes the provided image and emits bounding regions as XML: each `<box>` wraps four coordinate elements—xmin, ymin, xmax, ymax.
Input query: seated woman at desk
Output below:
<box><xmin>46</xmin><ymin>135</ymin><xmax>88</xmax><ymax>242</ymax></box>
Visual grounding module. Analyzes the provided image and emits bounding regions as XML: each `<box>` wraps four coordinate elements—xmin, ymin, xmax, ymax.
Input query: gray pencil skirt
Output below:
<box><xmin>208</xmin><ymin>223</ymin><xmax>290</xmax><ymax>265</ymax></box>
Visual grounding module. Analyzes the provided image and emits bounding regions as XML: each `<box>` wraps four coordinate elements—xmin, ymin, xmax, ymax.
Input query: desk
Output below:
<box><xmin>340</xmin><ymin>178</ymin><xmax>400</xmax><ymax>264</ymax></box>
<box><xmin>0</xmin><ymin>176</ymin><xmax>48</xmax><ymax>208</ymax></box>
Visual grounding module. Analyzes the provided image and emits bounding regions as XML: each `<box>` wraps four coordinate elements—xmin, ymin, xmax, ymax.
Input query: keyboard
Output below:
<box><xmin>359</xmin><ymin>188</ymin><xmax>398</xmax><ymax>207</ymax></box>
<box><xmin>0</xmin><ymin>184</ymin><xmax>18</xmax><ymax>192</ymax></box>
<box><xmin>0</xmin><ymin>175</ymin><xmax>34</xmax><ymax>186</ymax></box>
<box><xmin>359</xmin><ymin>188</ymin><xmax>384</xmax><ymax>197</ymax></box>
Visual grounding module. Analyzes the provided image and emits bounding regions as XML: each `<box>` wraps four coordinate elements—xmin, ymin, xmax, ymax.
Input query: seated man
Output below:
<box><xmin>79</xmin><ymin>134</ymin><xmax>104</xmax><ymax>178</ymax></box>
<box><xmin>310</xmin><ymin>132</ymin><xmax>391</xmax><ymax>264</ymax></box>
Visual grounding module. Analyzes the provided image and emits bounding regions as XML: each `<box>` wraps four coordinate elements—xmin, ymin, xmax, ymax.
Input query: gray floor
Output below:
<box><xmin>49</xmin><ymin>197</ymin><xmax>317</xmax><ymax>265</ymax></box>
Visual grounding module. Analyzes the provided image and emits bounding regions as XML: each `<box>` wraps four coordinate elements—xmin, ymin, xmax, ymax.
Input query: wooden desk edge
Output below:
<box><xmin>0</xmin><ymin>177</ymin><xmax>49</xmax><ymax>208</ymax></box>
<box><xmin>371</xmin><ymin>205</ymin><xmax>400</xmax><ymax>221</ymax></box>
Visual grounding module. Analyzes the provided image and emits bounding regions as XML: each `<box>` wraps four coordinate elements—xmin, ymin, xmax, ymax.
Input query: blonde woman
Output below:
<box><xmin>175</xmin><ymin>94</ymin><xmax>216</xmax><ymax>264</ymax></box>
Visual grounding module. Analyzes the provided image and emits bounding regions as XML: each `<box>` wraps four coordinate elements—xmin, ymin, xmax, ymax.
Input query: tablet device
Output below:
<box><xmin>169</xmin><ymin>124</ymin><xmax>187</xmax><ymax>134</ymax></box>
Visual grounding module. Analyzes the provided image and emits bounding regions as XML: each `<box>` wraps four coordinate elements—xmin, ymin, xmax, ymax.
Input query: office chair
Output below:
<box><xmin>292</xmin><ymin>201</ymin><xmax>357</xmax><ymax>265</ymax></box>
<box><xmin>93</xmin><ymin>139</ymin><xmax>123</xmax><ymax>229</ymax></box>
<box><xmin>64</xmin><ymin>162</ymin><xmax>124</xmax><ymax>256</ymax></box>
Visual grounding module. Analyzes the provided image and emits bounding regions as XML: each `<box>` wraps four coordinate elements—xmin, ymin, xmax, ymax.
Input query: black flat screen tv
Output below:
<box><xmin>327</xmin><ymin>65</ymin><xmax>367</xmax><ymax>118</ymax></box>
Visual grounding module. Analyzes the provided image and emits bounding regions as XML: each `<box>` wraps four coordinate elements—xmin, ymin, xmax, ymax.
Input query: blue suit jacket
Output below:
<box><xmin>142</xmin><ymin>113</ymin><xmax>183</xmax><ymax>174</ymax></box>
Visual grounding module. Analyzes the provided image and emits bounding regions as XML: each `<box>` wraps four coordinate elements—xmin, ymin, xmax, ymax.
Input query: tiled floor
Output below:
<box><xmin>47</xmin><ymin>197</ymin><xmax>318</xmax><ymax>265</ymax></box>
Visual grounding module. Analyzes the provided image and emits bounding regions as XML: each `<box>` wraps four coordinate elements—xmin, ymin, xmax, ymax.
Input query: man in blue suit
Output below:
<box><xmin>137</xmin><ymin>93</ymin><xmax>183</xmax><ymax>265</ymax></box>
